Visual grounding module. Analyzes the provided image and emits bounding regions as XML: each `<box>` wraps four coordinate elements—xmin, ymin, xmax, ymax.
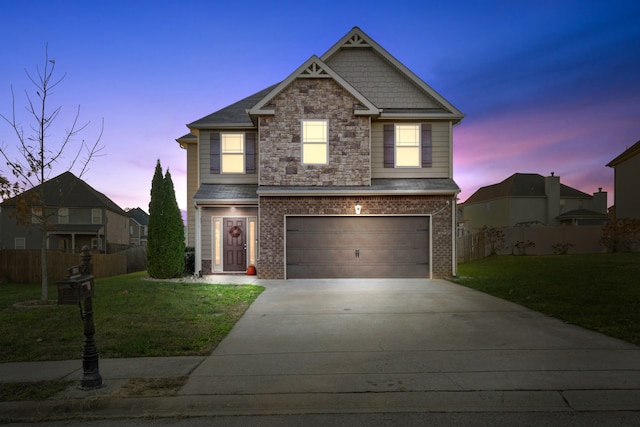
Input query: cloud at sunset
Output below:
<box><xmin>0</xmin><ymin>0</ymin><xmax>638</xmax><ymax>214</ymax></box>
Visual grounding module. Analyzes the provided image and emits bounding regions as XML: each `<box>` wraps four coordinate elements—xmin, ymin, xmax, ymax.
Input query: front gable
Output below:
<box><xmin>248</xmin><ymin>55</ymin><xmax>378</xmax><ymax>117</ymax></box>
<box><xmin>258</xmin><ymin>76</ymin><xmax>371</xmax><ymax>186</ymax></box>
<box><xmin>322</xmin><ymin>27</ymin><xmax>464</xmax><ymax>120</ymax></box>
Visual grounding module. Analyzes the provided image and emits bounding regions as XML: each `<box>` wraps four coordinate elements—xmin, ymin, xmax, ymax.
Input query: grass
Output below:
<box><xmin>0</xmin><ymin>381</ymin><xmax>73</xmax><ymax>401</ymax></box>
<box><xmin>451</xmin><ymin>252</ymin><xmax>640</xmax><ymax>346</ymax></box>
<box><xmin>0</xmin><ymin>271</ymin><xmax>264</xmax><ymax>363</ymax></box>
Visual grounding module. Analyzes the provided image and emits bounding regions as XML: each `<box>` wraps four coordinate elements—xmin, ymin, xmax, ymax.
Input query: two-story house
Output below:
<box><xmin>177</xmin><ymin>27</ymin><xmax>464</xmax><ymax>279</ymax></box>
<box><xmin>607</xmin><ymin>139</ymin><xmax>640</xmax><ymax>220</ymax></box>
<box><xmin>127</xmin><ymin>207</ymin><xmax>149</xmax><ymax>245</ymax></box>
<box><xmin>0</xmin><ymin>171</ymin><xmax>130</xmax><ymax>252</ymax></box>
<box><xmin>461</xmin><ymin>173</ymin><xmax>609</xmax><ymax>230</ymax></box>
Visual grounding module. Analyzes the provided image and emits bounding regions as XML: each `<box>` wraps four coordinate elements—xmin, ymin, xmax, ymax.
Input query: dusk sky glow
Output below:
<box><xmin>1</xmin><ymin>0</ymin><xmax>639</xmax><ymax>213</ymax></box>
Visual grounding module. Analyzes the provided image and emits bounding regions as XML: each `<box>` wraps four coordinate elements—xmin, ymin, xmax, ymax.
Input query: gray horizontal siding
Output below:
<box><xmin>199</xmin><ymin>130</ymin><xmax>259</xmax><ymax>185</ymax></box>
<box><xmin>371</xmin><ymin>121</ymin><xmax>451</xmax><ymax>178</ymax></box>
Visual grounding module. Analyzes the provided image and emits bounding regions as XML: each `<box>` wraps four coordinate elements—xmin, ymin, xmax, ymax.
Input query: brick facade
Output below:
<box><xmin>257</xmin><ymin>195</ymin><xmax>454</xmax><ymax>279</ymax></box>
<box><xmin>259</xmin><ymin>78</ymin><xmax>370</xmax><ymax>186</ymax></box>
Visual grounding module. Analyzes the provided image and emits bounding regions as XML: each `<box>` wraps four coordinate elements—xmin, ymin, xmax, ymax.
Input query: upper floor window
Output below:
<box><xmin>31</xmin><ymin>207</ymin><xmax>43</xmax><ymax>224</ymax></box>
<box><xmin>221</xmin><ymin>133</ymin><xmax>245</xmax><ymax>173</ymax></box>
<box><xmin>395</xmin><ymin>124</ymin><xmax>420</xmax><ymax>167</ymax></box>
<box><xmin>58</xmin><ymin>207</ymin><xmax>69</xmax><ymax>224</ymax></box>
<box><xmin>92</xmin><ymin>208</ymin><xmax>102</xmax><ymax>224</ymax></box>
<box><xmin>301</xmin><ymin>119</ymin><xmax>328</xmax><ymax>165</ymax></box>
<box><xmin>210</xmin><ymin>132</ymin><xmax>256</xmax><ymax>174</ymax></box>
<box><xmin>384</xmin><ymin>123</ymin><xmax>432</xmax><ymax>169</ymax></box>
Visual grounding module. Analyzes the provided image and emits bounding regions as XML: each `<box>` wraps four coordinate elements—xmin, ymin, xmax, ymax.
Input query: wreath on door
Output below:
<box><xmin>229</xmin><ymin>225</ymin><xmax>243</xmax><ymax>238</ymax></box>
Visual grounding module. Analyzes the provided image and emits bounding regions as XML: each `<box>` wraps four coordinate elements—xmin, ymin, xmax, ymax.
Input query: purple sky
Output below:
<box><xmin>1</xmin><ymin>0</ymin><xmax>639</xmax><ymax>212</ymax></box>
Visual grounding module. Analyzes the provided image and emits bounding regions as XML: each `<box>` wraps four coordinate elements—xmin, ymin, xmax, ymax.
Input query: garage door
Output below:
<box><xmin>286</xmin><ymin>216</ymin><xmax>429</xmax><ymax>278</ymax></box>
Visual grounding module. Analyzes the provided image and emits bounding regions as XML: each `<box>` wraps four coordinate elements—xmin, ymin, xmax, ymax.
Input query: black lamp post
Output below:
<box><xmin>57</xmin><ymin>245</ymin><xmax>103</xmax><ymax>390</ymax></box>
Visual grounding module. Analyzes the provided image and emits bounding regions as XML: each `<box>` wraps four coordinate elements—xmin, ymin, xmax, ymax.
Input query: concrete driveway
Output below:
<box><xmin>179</xmin><ymin>278</ymin><xmax>640</xmax><ymax>414</ymax></box>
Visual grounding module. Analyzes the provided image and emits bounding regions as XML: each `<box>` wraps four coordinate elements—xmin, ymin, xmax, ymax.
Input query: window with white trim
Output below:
<box><xmin>395</xmin><ymin>124</ymin><xmax>420</xmax><ymax>167</ymax></box>
<box><xmin>221</xmin><ymin>133</ymin><xmax>245</xmax><ymax>173</ymax></box>
<box><xmin>92</xmin><ymin>208</ymin><xmax>102</xmax><ymax>224</ymax></box>
<box><xmin>31</xmin><ymin>207</ymin><xmax>43</xmax><ymax>224</ymax></box>
<box><xmin>58</xmin><ymin>207</ymin><xmax>69</xmax><ymax>224</ymax></box>
<box><xmin>301</xmin><ymin>119</ymin><xmax>328</xmax><ymax>165</ymax></box>
<box><xmin>15</xmin><ymin>237</ymin><xmax>26</xmax><ymax>250</ymax></box>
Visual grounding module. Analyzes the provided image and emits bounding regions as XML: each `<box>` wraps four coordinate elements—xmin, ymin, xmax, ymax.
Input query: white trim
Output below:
<box><xmin>451</xmin><ymin>197</ymin><xmax>457</xmax><ymax>277</ymax></box>
<box><xmin>14</xmin><ymin>237</ymin><xmax>26</xmax><ymax>250</ymax></box>
<box><xmin>220</xmin><ymin>132</ymin><xmax>246</xmax><ymax>174</ymax></box>
<box><xmin>249</xmin><ymin>55</ymin><xmax>379</xmax><ymax>116</ymax></box>
<box><xmin>257</xmin><ymin>189</ymin><xmax>457</xmax><ymax>196</ymax></box>
<box><xmin>320</xmin><ymin>27</ymin><xmax>464</xmax><ymax>120</ymax></box>
<box><xmin>394</xmin><ymin>123</ymin><xmax>421</xmax><ymax>168</ymax></box>
<box><xmin>301</xmin><ymin>119</ymin><xmax>329</xmax><ymax>165</ymax></box>
<box><xmin>212</xmin><ymin>217</ymin><xmax>222</xmax><ymax>273</ymax></box>
<box><xmin>195</xmin><ymin>205</ymin><xmax>202</xmax><ymax>275</ymax></box>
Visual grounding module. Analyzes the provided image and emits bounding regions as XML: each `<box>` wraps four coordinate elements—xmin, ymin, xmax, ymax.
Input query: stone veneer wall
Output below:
<box><xmin>257</xmin><ymin>195</ymin><xmax>454</xmax><ymax>279</ymax></box>
<box><xmin>258</xmin><ymin>78</ymin><xmax>370</xmax><ymax>186</ymax></box>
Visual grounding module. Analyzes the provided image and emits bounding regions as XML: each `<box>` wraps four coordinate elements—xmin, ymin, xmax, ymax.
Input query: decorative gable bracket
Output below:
<box><xmin>300</xmin><ymin>62</ymin><xmax>331</xmax><ymax>78</ymax></box>
<box><xmin>248</xmin><ymin>55</ymin><xmax>379</xmax><ymax>116</ymax></box>
<box><xmin>342</xmin><ymin>33</ymin><xmax>371</xmax><ymax>48</ymax></box>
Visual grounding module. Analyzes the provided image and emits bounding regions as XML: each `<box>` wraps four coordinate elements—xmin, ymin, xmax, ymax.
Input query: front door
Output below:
<box><xmin>223</xmin><ymin>218</ymin><xmax>247</xmax><ymax>272</ymax></box>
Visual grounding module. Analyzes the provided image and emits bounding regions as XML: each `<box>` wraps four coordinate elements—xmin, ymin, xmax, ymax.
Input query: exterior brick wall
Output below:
<box><xmin>258</xmin><ymin>195</ymin><xmax>454</xmax><ymax>279</ymax></box>
<box><xmin>259</xmin><ymin>78</ymin><xmax>370</xmax><ymax>186</ymax></box>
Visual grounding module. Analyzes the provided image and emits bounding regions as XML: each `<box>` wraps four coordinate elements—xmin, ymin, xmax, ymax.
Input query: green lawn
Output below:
<box><xmin>451</xmin><ymin>253</ymin><xmax>640</xmax><ymax>346</ymax></box>
<box><xmin>0</xmin><ymin>272</ymin><xmax>264</xmax><ymax>363</ymax></box>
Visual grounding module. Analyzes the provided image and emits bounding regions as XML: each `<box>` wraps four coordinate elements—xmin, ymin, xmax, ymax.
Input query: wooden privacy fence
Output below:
<box><xmin>0</xmin><ymin>250</ymin><xmax>127</xmax><ymax>284</ymax></box>
<box><xmin>457</xmin><ymin>225</ymin><xmax>606</xmax><ymax>263</ymax></box>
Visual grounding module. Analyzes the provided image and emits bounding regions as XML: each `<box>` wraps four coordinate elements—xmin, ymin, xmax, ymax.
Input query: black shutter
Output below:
<box><xmin>421</xmin><ymin>124</ymin><xmax>432</xmax><ymax>168</ymax></box>
<box><xmin>210</xmin><ymin>132</ymin><xmax>221</xmax><ymax>174</ymax></box>
<box><xmin>245</xmin><ymin>132</ymin><xmax>256</xmax><ymax>174</ymax></box>
<box><xmin>383</xmin><ymin>124</ymin><xmax>394</xmax><ymax>168</ymax></box>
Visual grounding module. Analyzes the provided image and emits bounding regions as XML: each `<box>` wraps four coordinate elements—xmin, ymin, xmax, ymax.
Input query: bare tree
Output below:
<box><xmin>0</xmin><ymin>45</ymin><xmax>103</xmax><ymax>301</ymax></box>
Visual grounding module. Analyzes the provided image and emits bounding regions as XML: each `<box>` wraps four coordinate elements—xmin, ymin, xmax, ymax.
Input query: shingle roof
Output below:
<box><xmin>193</xmin><ymin>179</ymin><xmax>459</xmax><ymax>203</ymax></box>
<box><xmin>257</xmin><ymin>178</ymin><xmax>460</xmax><ymax>195</ymax></box>
<box><xmin>193</xmin><ymin>184</ymin><xmax>259</xmax><ymax>202</ymax></box>
<box><xmin>187</xmin><ymin>85</ymin><xmax>278</xmax><ymax>129</ymax></box>
<box><xmin>183</xmin><ymin>27</ymin><xmax>464</xmax><ymax>132</ymax></box>
<box><xmin>127</xmin><ymin>207</ymin><xmax>149</xmax><ymax>225</ymax></box>
<box><xmin>463</xmin><ymin>173</ymin><xmax>591</xmax><ymax>204</ymax></box>
<box><xmin>1</xmin><ymin>171</ymin><xmax>126</xmax><ymax>214</ymax></box>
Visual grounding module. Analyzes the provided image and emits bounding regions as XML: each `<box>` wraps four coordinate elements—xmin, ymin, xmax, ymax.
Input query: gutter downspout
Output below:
<box><xmin>194</xmin><ymin>203</ymin><xmax>202</xmax><ymax>276</ymax></box>
<box><xmin>452</xmin><ymin>195</ymin><xmax>457</xmax><ymax>277</ymax></box>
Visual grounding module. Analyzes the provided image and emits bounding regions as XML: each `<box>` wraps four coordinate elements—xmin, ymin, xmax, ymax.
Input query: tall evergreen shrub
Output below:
<box><xmin>147</xmin><ymin>160</ymin><xmax>185</xmax><ymax>278</ymax></box>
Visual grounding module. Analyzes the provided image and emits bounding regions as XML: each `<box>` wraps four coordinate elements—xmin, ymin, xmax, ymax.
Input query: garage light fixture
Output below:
<box><xmin>355</xmin><ymin>202</ymin><xmax>362</xmax><ymax>215</ymax></box>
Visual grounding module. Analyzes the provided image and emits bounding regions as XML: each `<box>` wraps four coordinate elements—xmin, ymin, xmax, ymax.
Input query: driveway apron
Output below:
<box><xmin>180</xmin><ymin>278</ymin><xmax>640</xmax><ymax>413</ymax></box>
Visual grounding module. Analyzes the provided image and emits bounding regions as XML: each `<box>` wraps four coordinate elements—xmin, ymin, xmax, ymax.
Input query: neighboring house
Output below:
<box><xmin>607</xmin><ymin>139</ymin><xmax>640</xmax><ymax>220</ymax></box>
<box><xmin>176</xmin><ymin>27</ymin><xmax>464</xmax><ymax>279</ymax></box>
<box><xmin>127</xmin><ymin>207</ymin><xmax>149</xmax><ymax>245</ymax></box>
<box><xmin>0</xmin><ymin>171</ymin><xmax>130</xmax><ymax>252</ymax></box>
<box><xmin>461</xmin><ymin>173</ymin><xmax>608</xmax><ymax>230</ymax></box>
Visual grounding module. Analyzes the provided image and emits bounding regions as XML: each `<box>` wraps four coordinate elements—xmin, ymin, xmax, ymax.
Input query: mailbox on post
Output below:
<box><xmin>56</xmin><ymin>246</ymin><xmax>103</xmax><ymax>390</ymax></box>
<box><xmin>57</xmin><ymin>266</ymin><xmax>94</xmax><ymax>305</ymax></box>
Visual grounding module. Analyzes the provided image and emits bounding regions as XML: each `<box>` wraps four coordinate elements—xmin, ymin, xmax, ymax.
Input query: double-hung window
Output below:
<box><xmin>221</xmin><ymin>133</ymin><xmax>245</xmax><ymax>173</ymax></box>
<box><xmin>92</xmin><ymin>208</ymin><xmax>102</xmax><ymax>224</ymax></box>
<box><xmin>301</xmin><ymin>119</ymin><xmax>328</xmax><ymax>165</ymax></box>
<box><xmin>383</xmin><ymin>123</ymin><xmax>432</xmax><ymax>168</ymax></box>
<box><xmin>210</xmin><ymin>132</ymin><xmax>256</xmax><ymax>174</ymax></box>
<box><xmin>15</xmin><ymin>237</ymin><xmax>26</xmax><ymax>250</ymax></box>
<box><xmin>58</xmin><ymin>207</ymin><xmax>69</xmax><ymax>224</ymax></box>
<box><xmin>395</xmin><ymin>124</ymin><xmax>420</xmax><ymax>167</ymax></box>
